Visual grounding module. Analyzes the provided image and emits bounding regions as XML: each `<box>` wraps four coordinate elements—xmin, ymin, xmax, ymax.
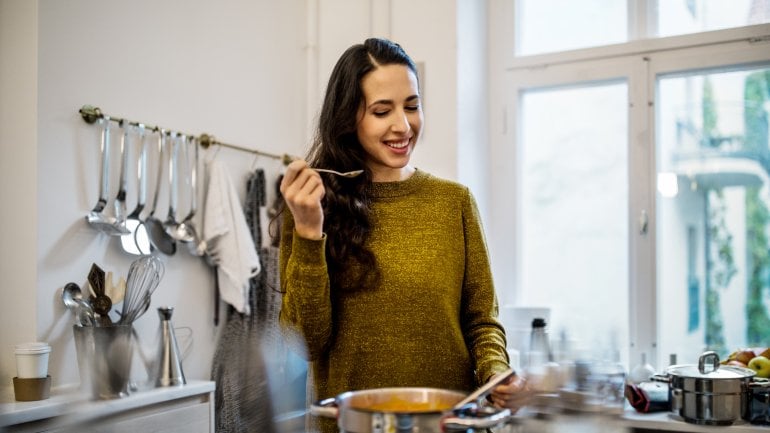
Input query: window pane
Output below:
<box><xmin>516</xmin><ymin>0</ymin><xmax>627</xmax><ymax>56</ymax></box>
<box><xmin>658</xmin><ymin>0</ymin><xmax>770</xmax><ymax>38</ymax></box>
<box><xmin>519</xmin><ymin>83</ymin><xmax>629</xmax><ymax>364</ymax></box>
<box><xmin>656</xmin><ymin>66</ymin><xmax>770</xmax><ymax>367</ymax></box>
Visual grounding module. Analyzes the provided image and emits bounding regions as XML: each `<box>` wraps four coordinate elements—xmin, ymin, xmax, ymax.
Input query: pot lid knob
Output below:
<box><xmin>698</xmin><ymin>351</ymin><xmax>720</xmax><ymax>375</ymax></box>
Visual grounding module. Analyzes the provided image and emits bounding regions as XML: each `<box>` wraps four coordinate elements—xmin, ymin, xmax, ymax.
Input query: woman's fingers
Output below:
<box><xmin>280</xmin><ymin>159</ymin><xmax>325</xmax><ymax>239</ymax></box>
<box><xmin>490</xmin><ymin>375</ymin><xmax>534</xmax><ymax>412</ymax></box>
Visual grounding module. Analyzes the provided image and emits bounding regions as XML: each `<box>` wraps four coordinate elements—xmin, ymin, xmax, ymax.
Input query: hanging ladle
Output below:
<box><xmin>85</xmin><ymin>117</ymin><xmax>128</xmax><ymax>235</ymax></box>
<box><xmin>178</xmin><ymin>136</ymin><xmax>204</xmax><ymax>254</ymax></box>
<box><xmin>145</xmin><ymin>130</ymin><xmax>177</xmax><ymax>255</ymax></box>
<box><xmin>120</xmin><ymin>124</ymin><xmax>153</xmax><ymax>255</ymax></box>
<box><xmin>164</xmin><ymin>133</ymin><xmax>193</xmax><ymax>242</ymax></box>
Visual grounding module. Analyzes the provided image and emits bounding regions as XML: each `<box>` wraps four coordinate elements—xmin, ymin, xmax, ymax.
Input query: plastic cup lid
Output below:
<box><xmin>15</xmin><ymin>342</ymin><xmax>51</xmax><ymax>355</ymax></box>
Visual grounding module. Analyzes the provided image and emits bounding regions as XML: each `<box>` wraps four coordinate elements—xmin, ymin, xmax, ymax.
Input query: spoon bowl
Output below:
<box><xmin>61</xmin><ymin>282</ymin><xmax>95</xmax><ymax>326</ymax></box>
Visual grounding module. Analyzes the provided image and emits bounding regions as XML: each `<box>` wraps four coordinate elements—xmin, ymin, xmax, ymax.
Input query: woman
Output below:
<box><xmin>279</xmin><ymin>38</ymin><xmax>528</xmax><ymax>432</ymax></box>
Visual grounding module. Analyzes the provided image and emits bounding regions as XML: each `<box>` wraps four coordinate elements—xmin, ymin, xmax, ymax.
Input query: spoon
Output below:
<box><xmin>61</xmin><ymin>282</ymin><xmax>94</xmax><ymax>326</ymax></box>
<box><xmin>145</xmin><ymin>130</ymin><xmax>176</xmax><ymax>255</ymax></box>
<box><xmin>85</xmin><ymin>117</ymin><xmax>126</xmax><ymax>235</ymax></box>
<box><xmin>452</xmin><ymin>368</ymin><xmax>516</xmax><ymax>410</ymax></box>
<box><xmin>312</xmin><ymin>168</ymin><xmax>364</xmax><ymax>178</ymax></box>
<box><xmin>120</xmin><ymin>124</ymin><xmax>152</xmax><ymax>255</ymax></box>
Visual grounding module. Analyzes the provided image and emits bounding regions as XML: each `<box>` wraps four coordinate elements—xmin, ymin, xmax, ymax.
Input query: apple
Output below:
<box><xmin>734</xmin><ymin>350</ymin><xmax>756</xmax><ymax>365</ymax></box>
<box><xmin>758</xmin><ymin>348</ymin><xmax>770</xmax><ymax>359</ymax></box>
<box><xmin>726</xmin><ymin>360</ymin><xmax>748</xmax><ymax>368</ymax></box>
<box><xmin>747</xmin><ymin>355</ymin><xmax>770</xmax><ymax>378</ymax></box>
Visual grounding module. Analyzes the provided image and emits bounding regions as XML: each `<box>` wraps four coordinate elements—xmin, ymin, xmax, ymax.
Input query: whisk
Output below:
<box><xmin>119</xmin><ymin>256</ymin><xmax>165</xmax><ymax>325</ymax></box>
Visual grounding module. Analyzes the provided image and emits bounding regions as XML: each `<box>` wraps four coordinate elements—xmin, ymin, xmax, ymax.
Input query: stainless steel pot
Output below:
<box><xmin>666</xmin><ymin>351</ymin><xmax>755</xmax><ymax>425</ymax></box>
<box><xmin>310</xmin><ymin>387</ymin><xmax>515</xmax><ymax>433</ymax></box>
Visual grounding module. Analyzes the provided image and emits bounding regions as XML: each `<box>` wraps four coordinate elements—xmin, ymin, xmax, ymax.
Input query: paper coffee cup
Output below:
<box><xmin>15</xmin><ymin>342</ymin><xmax>51</xmax><ymax>379</ymax></box>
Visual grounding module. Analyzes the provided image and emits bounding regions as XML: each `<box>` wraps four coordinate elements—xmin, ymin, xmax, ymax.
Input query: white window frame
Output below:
<box><xmin>487</xmin><ymin>1</ymin><xmax>770</xmax><ymax>368</ymax></box>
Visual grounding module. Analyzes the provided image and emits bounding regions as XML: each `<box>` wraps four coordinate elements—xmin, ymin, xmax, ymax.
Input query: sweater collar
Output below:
<box><xmin>367</xmin><ymin>168</ymin><xmax>429</xmax><ymax>198</ymax></box>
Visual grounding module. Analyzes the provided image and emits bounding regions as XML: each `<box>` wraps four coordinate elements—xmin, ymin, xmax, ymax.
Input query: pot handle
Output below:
<box><xmin>670</xmin><ymin>387</ymin><xmax>682</xmax><ymax>412</ymax></box>
<box><xmin>441</xmin><ymin>406</ymin><xmax>515</xmax><ymax>430</ymax></box>
<box><xmin>698</xmin><ymin>351</ymin><xmax>720</xmax><ymax>374</ymax></box>
<box><xmin>310</xmin><ymin>397</ymin><xmax>339</xmax><ymax>419</ymax></box>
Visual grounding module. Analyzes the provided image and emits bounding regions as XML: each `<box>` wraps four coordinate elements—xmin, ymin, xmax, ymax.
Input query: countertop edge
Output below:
<box><xmin>0</xmin><ymin>379</ymin><xmax>215</xmax><ymax>427</ymax></box>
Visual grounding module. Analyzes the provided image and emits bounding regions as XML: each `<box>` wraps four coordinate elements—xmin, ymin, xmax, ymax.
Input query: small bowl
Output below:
<box><xmin>13</xmin><ymin>375</ymin><xmax>51</xmax><ymax>401</ymax></box>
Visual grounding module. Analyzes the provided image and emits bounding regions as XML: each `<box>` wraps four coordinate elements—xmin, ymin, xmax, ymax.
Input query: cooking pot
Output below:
<box><xmin>310</xmin><ymin>387</ymin><xmax>516</xmax><ymax>433</ymax></box>
<box><xmin>666</xmin><ymin>351</ymin><xmax>755</xmax><ymax>426</ymax></box>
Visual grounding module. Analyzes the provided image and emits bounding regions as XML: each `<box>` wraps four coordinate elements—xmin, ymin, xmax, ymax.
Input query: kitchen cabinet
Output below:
<box><xmin>0</xmin><ymin>380</ymin><xmax>214</xmax><ymax>432</ymax></box>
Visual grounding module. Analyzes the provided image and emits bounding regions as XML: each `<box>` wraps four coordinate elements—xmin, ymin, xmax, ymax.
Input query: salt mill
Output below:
<box><xmin>155</xmin><ymin>306</ymin><xmax>186</xmax><ymax>387</ymax></box>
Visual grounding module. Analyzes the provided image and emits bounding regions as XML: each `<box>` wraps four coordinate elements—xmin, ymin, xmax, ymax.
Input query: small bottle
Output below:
<box><xmin>528</xmin><ymin>318</ymin><xmax>552</xmax><ymax>369</ymax></box>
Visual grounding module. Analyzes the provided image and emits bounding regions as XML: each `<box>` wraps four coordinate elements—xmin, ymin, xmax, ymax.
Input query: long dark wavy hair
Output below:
<box><xmin>308</xmin><ymin>38</ymin><xmax>419</xmax><ymax>291</ymax></box>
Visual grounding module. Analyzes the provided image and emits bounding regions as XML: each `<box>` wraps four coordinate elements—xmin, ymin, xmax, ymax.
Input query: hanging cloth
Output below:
<box><xmin>203</xmin><ymin>160</ymin><xmax>261</xmax><ymax>314</ymax></box>
<box><xmin>211</xmin><ymin>168</ymin><xmax>277</xmax><ymax>433</ymax></box>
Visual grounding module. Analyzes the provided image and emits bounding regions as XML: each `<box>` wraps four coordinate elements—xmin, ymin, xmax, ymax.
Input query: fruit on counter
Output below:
<box><xmin>735</xmin><ymin>350</ymin><xmax>757</xmax><ymax>365</ymax></box>
<box><xmin>726</xmin><ymin>360</ymin><xmax>748</xmax><ymax>368</ymax></box>
<box><xmin>722</xmin><ymin>347</ymin><xmax>769</xmax><ymax>366</ymax></box>
<box><xmin>748</xmin><ymin>356</ymin><xmax>770</xmax><ymax>378</ymax></box>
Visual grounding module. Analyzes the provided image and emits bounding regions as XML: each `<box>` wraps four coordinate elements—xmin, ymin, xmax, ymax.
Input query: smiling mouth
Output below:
<box><xmin>384</xmin><ymin>138</ymin><xmax>410</xmax><ymax>149</ymax></box>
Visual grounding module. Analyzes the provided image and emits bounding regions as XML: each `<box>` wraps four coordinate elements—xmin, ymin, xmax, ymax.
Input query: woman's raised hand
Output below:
<box><xmin>280</xmin><ymin>159</ymin><xmax>325</xmax><ymax>240</ymax></box>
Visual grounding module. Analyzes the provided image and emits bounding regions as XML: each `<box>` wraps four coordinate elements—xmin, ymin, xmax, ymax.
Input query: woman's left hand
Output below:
<box><xmin>488</xmin><ymin>373</ymin><xmax>533</xmax><ymax>413</ymax></box>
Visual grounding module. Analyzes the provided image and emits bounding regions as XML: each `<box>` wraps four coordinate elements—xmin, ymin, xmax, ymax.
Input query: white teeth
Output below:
<box><xmin>385</xmin><ymin>139</ymin><xmax>409</xmax><ymax>149</ymax></box>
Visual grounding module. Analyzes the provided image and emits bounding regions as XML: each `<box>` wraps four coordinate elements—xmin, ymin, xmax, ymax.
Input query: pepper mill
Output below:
<box><xmin>155</xmin><ymin>306</ymin><xmax>186</xmax><ymax>387</ymax></box>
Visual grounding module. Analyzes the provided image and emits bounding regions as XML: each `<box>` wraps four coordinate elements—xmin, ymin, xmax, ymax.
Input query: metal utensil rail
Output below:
<box><xmin>78</xmin><ymin>104</ymin><xmax>294</xmax><ymax>164</ymax></box>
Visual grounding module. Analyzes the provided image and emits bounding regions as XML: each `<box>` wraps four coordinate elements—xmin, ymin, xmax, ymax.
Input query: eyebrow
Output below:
<box><xmin>367</xmin><ymin>95</ymin><xmax>421</xmax><ymax>109</ymax></box>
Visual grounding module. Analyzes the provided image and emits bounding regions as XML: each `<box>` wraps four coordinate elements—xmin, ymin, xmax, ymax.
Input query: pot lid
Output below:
<box><xmin>667</xmin><ymin>351</ymin><xmax>756</xmax><ymax>379</ymax></box>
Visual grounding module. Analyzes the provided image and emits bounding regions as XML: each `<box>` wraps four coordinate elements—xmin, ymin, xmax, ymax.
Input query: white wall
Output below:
<box><xmin>1</xmin><ymin>0</ymin><xmax>481</xmax><ymax>394</ymax></box>
<box><xmin>1</xmin><ymin>0</ymin><xmax>307</xmax><ymax>390</ymax></box>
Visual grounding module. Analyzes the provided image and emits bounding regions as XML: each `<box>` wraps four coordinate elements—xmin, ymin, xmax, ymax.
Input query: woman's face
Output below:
<box><xmin>356</xmin><ymin>64</ymin><xmax>422</xmax><ymax>182</ymax></box>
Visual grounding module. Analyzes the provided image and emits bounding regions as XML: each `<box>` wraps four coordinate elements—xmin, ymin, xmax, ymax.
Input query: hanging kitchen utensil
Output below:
<box><xmin>180</xmin><ymin>136</ymin><xmax>204</xmax><ymax>255</ymax></box>
<box><xmin>145</xmin><ymin>130</ymin><xmax>176</xmax><ymax>255</ymax></box>
<box><xmin>120</xmin><ymin>124</ymin><xmax>152</xmax><ymax>255</ymax></box>
<box><xmin>164</xmin><ymin>133</ymin><xmax>192</xmax><ymax>242</ymax></box>
<box><xmin>111</xmin><ymin>121</ymin><xmax>131</xmax><ymax>235</ymax></box>
<box><xmin>85</xmin><ymin>117</ymin><xmax>128</xmax><ymax>235</ymax></box>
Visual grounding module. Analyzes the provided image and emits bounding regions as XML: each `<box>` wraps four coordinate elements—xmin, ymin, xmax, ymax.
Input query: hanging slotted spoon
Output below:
<box><xmin>86</xmin><ymin>117</ymin><xmax>127</xmax><ymax>235</ymax></box>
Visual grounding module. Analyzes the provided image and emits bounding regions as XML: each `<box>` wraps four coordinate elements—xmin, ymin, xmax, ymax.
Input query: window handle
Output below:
<box><xmin>639</xmin><ymin>210</ymin><xmax>648</xmax><ymax>235</ymax></box>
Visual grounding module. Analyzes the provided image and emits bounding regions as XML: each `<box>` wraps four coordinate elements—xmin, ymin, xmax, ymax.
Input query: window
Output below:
<box><xmin>519</xmin><ymin>83</ymin><xmax>629</xmax><ymax>362</ymax></box>
<box><xmin>515</xmin><ymin>0</ymin><xmax>627</xmax><ymax>56</ymax></box>
<box><xmin>514</xmin><ymin>0</ymin><xmax>770</xmax><ymax>57</ymax></box>
<box><xmin>657</xmin><ymin>66</ymin><xmax>770</xmax><ymax>364</ymax></box>
<box><xmin>659</xmin><ymin>0</ymin><xmax>770</xmax><ymax>37</ymax></box>
<box><xmin>491</xmin><ymin>2</ymin><xmax>770</xmax><ymax>370</ymax></box>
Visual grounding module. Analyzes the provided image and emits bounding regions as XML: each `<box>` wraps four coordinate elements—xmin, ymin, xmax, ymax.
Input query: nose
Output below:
<box><xmin>391</xmin><ymin>109</ymin><xmax>411</xmax><ymax>133</ymax></box>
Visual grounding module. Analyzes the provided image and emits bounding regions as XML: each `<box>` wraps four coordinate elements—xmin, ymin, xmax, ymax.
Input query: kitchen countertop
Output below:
<box><xmin>622</xmin><ymin>410</ymin><xmax>769</xmax><ymax>432</ymax></box>
<box><xmin>0</xmin><ymin>380</ymin><xmax>215</xmax><ymax>428</ymax></box>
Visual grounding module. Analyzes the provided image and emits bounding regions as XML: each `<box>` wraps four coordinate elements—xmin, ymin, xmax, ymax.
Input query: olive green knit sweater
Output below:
<box><xmin>279</xmin><ymin>169</ymin><xmax>509</xmax><ymax>430</ymax></box>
